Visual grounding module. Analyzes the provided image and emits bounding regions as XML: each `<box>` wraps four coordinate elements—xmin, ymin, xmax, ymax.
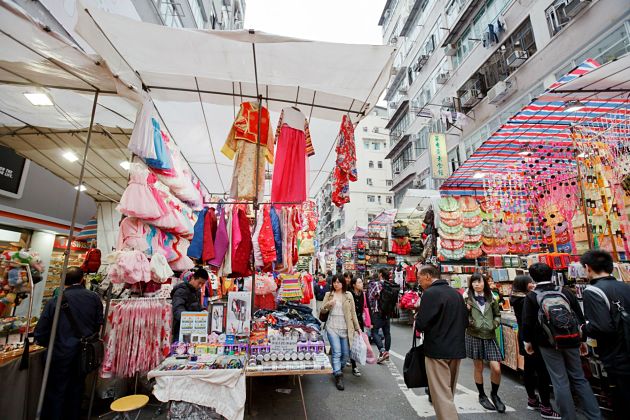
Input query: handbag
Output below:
<box><xmin>62</xmin><ymin>297</ymin><xmax>104</xmax><ymax>375</ymax></box>
<box><xmin>403</xmin><ymin>332</ymin><xmax>428</xmax><ymax>388</ymax></box>
<box><xmin>362</xmin><ymin>292</ymin><xmax>372</xmax><ymax>328</ymax></box>
<box><xmin>319</xmin><ymin>293</ymin><xmax>330</xmax><ymax>322</ymax></box>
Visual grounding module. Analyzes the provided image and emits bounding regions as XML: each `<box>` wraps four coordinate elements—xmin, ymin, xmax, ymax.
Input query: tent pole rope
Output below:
<box><xmin>35</xmin><ymin>90</ymin><xmax>100</xmax><ymax>420</ymax></box>
<box><xmin>195</xmin><ymin>77</ymin><xmax>226</xmax><ymax>192</ymax></box>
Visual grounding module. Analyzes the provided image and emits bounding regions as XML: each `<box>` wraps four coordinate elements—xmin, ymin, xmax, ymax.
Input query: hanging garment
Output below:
<box><xmin>271</xmin><ymin>107</ymin><xmax>314</xmax><ymax>204</ymax></box>
<box><xmin>127</xmin><ymin>99</ymin><xmax>157</xmax><ymax>159</ymax></box>
<box><xmin>208</xmin><ymin>207</ymin><xmax>229</xmax><ymax>268</ymax></box>
<box><xmin>117</xmin><ymin>163</ymin><xmax>163</xmax><ymax>220</ymax></box>
<box><xmin>117</xmin><ymin>217</ymin><xmax>149</xmax><ymax>252</ymax></box>
<box><xmin>144</xmin><ymin>119</ymin><xmax>173</xmax><ymax>170</ymax></box>
<box><xmin>222</xmin><ymin>102</ymin><xmax>274</xmax><ymax>201</ymax></box>
<box><xmin>270</xmin><ymin>206</ymin><xmax>283</xmax><ymax>264</ymax></box>
<box><xmin>231</xmin><ymin>208</ymin><xmax>253</xmax><ymax>277</ymax></box>
<box><xmin>219</xmin><ymin>208</ymin><xmax>234</xmax><ymax>276</ymax></box>
<box><xmin>252</xmin><ymin>209</ymin><xmax>264</xmax><ymax>268</ymax></box>
<box><xmin>202</xmin><ymin>208</ymin><xmax>217</xmax><ymax>263</ymax></box>
<box><xmin>331</xmin><ymin>115</ymin><xmax>357</xmax><ymax>207</ymax></box>
<box><xmin>187</xmin><ymin>207</ymin><xmax>207</xmax><ymax>259</ymax></box>
<box><xmin>151</xmin><ymin>253</ymin><xmax>174</xmax><ymax>283</ymax></box>
<box><xmin>259</xmin><ymin>206</ymin><xmax>277</xmax><ymax>266</ymax></box>
<box><xmin>108</xmin><ymin>250</ymin><xmax>151</xmax><ymax>284</ymax></box>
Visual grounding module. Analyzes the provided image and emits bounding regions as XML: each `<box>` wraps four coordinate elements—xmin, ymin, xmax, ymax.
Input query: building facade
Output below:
<box><xmin>130</xmin><ymin>0</ymin><xmax>245</xmax><ymax>29</ymax></box>
<box><xmin>315</xmin><ymin>107</ymin><xmax>394</xmax><ymax>254</ymax></box>
<box><xmin>380</xmin><ymin>0</ymin><xmax>630</xmax><ymax>206</ymax></box>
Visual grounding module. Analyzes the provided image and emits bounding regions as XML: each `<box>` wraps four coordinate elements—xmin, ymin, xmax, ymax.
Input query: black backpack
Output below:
<box><xmin>585</xmin><ymin>284</ymin><xmax>630</xmax><ymax>354</ymax></box>
<box><xmin>379</xmin><ymin>281</ymin><xmax>401</xmax><ymax>317</ymax></box>
<box><xmin>535</xmin><ymin>287</ymin><xmax>581</xmax><ymax>349</ymax></box>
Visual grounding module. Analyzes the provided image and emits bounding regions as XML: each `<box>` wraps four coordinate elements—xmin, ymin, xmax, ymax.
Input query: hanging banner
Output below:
<box><xmin>429</xmin><ymin>133</ymin><xmax>449</xmax><ymax>179</ymax></box>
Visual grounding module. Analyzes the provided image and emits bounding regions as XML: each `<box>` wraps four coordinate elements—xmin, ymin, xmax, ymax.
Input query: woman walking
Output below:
<box><xmin>464</xmin><ymin>273</ymin><xmax>506</xmax><ymax>412</ymax></box>
<box><xmin>349</xmin><ymin>276</ymin><xmax>367</xmax><ymax>377</ymax></box>
<box><xmin>321</xmin><ymin>274</ymin><xmax>361</xmax><ymax>390</ymax></box>
<box><xmin>510</xmin><ymin>275</ymin><xmax>560</xmax><ymax>419</ymax></box>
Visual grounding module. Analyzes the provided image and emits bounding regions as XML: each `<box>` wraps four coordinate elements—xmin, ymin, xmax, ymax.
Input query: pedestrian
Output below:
<box><xmin>320</xmin><ymin>274</ymin><xmax>361</xmax><ymax>390</ymax></box>
<box><xmin>580</xmin><ymin>250</ymin><xmax>630</xmax><ymax>419</ymax></box>
<box><xmin>171</xmin><ymin>267</ymin><xmax>209</xmax><ymax>340</ymax></box>
<box><xmin>464</xmin><ymin>273</ymin><xmax>506</xmax><ymax>413</ymax></box>
<box><xmin>35</xmin><ymin>267</ymin><xmax>104</xmax><ymax>420</ymax></box>
<box><xmin>343</xmin><ymin>271</ymin><xmax>353</xmax><ymax>289</ymax></box>
<box><xmin>510</xmin><ymin>275</ymin><xmax>560</xmax><ymax>419</ymax></box>
<box><xmin>326</xmin><ymin>269</ymin><xmax>333</xmax><ymax>288</ymax></box>
<box><xmin>415</xmin><ymin>265</ymin><xmax>468</xmax><ymax>420</ymax></box>
<box><xmin>367</xmin><ymin>268</ymin><xmax>395</xmax><ymax>363</ymax></box>
<box><xmin>314</xmin><ymin>272</ymin><xmax>329</xmax><ymax>316</ymax></box>
<box><xmin>349</xmin><ymin>276</ymin><xmax>366</xmax><ymax>377</ymax></box>
<box><xmin>522</xmin><ymin>263</ymin><xmax>600</xmax><ymax>420</ymax></box>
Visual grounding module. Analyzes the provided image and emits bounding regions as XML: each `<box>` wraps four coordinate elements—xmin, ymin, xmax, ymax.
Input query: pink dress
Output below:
<box><xmin>117</xmin><ymin>163</ymin><xmax>163</xmax><ymax>220</ymax></box>
<box><xmin>271</xmin><ymin>107</ymin><xmax>315</xmax><ymax>204</ymax></box>
<box><xmin>117</xmin><ymin>217</ymin><xmax>149</xmax><ymax>251</ymax></box>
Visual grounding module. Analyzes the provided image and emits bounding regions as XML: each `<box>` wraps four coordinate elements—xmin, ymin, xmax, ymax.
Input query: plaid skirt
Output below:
<box><xmin>465</xmin><ymin>333</ymin><xmax>503</xmax><ymax>361</ymax></box>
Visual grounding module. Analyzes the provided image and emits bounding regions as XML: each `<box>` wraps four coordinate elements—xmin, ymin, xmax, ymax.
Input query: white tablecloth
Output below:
<box><xmin>148</xmin><ymin>368</ymin><xmax>245</xmax><ymax>420</ymax></box>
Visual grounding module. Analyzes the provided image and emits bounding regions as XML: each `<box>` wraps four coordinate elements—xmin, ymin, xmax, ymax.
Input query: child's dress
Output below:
<box><xmin>117</xmin><ymin>163</ymin><xmax>163</xmax><ymax>220</ymax></box>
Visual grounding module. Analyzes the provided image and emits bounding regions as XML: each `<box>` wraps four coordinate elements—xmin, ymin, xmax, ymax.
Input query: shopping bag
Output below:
<box><xmin>351</xmin><ymin>333</ymin><xmax>367</xmax><ymax>366</ymax></box>
<box><xmin>403</xmin><ymin>335</ymin><xmax>428</xmax><ymax>388</ymax></box>
<box><xmin>362</xmin><ymin>333</ymin><xmax>377</xmax><ymax>364</ymax></box>
<box><xmin>363</xmin><ymin>293</ymin><xmax>372</xmax><ymax>328</ymax></box>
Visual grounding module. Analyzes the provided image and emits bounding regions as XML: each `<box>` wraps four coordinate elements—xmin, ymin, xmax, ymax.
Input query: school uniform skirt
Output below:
<box><xmin>465</xmin><ymin>332</ymin><xmax>503</xmax><ymax>361</ymax></box>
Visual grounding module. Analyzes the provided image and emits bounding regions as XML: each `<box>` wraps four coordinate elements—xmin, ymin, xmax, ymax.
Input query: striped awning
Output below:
<box><xmin>440</xmin><ymin>58</ymin><xmax>630</xmax><ymax>196</ymax></box>
<box><xmin>368</xmin><ymin>209</ymin><xmax>398</xmax><ymax>227</ymax></box>
<box><xmin>75</xmin><ymin>217</ymin><xmax>97</xmax><ymax>241</ymax></box>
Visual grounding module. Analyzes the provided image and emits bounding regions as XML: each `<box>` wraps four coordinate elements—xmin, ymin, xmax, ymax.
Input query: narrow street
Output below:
<box><xmin>244</xmin><ymin>322</ymin><xmax>545</xmax><ymax>420</ymax></box>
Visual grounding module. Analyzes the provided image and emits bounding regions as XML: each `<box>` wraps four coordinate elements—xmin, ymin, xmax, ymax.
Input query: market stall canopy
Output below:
<box><xmin>74</xmin><ymin>2</ymin><xmax>396</xmax><ymax>196</ymax></box>
<box><xmin>441</xmin><ymin>57</ymin><xmax>630</xmax><ymax>196</ymax></box>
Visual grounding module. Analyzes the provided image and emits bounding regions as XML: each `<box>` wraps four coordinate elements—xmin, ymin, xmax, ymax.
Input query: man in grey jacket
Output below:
<box><xmin>581</xmin><ymin>250</ymin><xmax>630</xmax><ymax>419</ymax></box>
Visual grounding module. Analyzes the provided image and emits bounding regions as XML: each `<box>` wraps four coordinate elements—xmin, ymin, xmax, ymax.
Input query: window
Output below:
<box><xmin>386</xmin><ymin>196</ymin><xmax>393</xmax><ymax>204</ymax></box>
<box><xmin>448</xmin><ymin>147</ymin><xmax>461</xmax><ymax>173</ymax></box>
<box><xmin>372</xmin><ymin>142</ymin><xmax>381</xmax><ymax>151</ymax></box>
<box><xmin>386</xmin><ymin>180</ymin><xmax>393</xmax><ymax>187</ymax></box>
<box><xmin>363</xmin><ymin>126</ymin><xmax>368</xmax><ymax>132</ymax></box>
<box><xmin>369</xmin><ymin>161</ymin><xmax>374</xmax><ymax>168</ymax></box>
<box><xmin>364</xmin><ymin>141</ymin><xmax>370</xmax><ymax>150</ymax></box>
<box><xmin>368</xmin><ymin>213</ymin><xmax>376</xmax><ymax>223</ymax></box>
<box><xmin>367</xmin><ymin>195</ymin><xmax>375</xmax><ymax>203</ymax></box>
<box><xmin>377</xmin><ymin>161</ymin><xmax>383</xmax><ymax>169</ymax></box>
<box><xmin>377</xmin><ymin>195</ymin><xmax>382</xmax><ymax>204</ymax></box>
<box><xmin>367</xmin><ymin>178</ymin><xmax>373</xmax><ymax>186</ymax></box>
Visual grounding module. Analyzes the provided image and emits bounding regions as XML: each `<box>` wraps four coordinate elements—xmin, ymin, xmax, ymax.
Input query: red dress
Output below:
<box><xmin>202</xmin><ymin>208</ymin><xmax>217</xmax><ymax>262</ymax></box>
<box><xmin>332</xmin><ymin>115</ymin><xmax>357</xmax><ymax>207</ymax></box>
<box><xmin>231</xmin><ymin>208</ymin><xmax>253</xmax><ymax>277</ymax></box>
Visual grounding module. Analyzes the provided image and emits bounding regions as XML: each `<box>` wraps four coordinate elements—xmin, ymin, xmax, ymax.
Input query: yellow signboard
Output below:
<box><xmin>429</xmin><ymin>132</ymin><xmax>448</xmax><ymax>179</ymax></box>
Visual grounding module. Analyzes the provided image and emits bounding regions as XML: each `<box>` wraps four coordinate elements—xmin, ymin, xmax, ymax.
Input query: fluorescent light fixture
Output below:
<box><xmin>24</xmin><ymin>92</ymin><xmax>53</xmax><ymax>106</ymax></box>
<box><xmin>63</xmin><ymin>151</ymin><xmax>79</xmax><ymax>162</ymax></box>
<box><xmin>74</xmin><ymin>185</ymin><xmax>87</xmax><ymax>192</ymax></box>
<box><xmin>518</xmin><ymin>151</ymin><xmax>531</xmax><ymax>156</ymax></box>
<box><xmin>0</xmin><ymin>229</ymin><xmax>21</xmax><ymax>242</ymax></box>
<box><xmin>120</xmin><ymin>161</ymin><xmax>131</xmax><ymax>170</ymax></box>
<box><xmin>473</xmin><ymin>172</ymin><xmax>486</xmax><ymax>179</ymax></box>
<box><xmin>564</xmin><ymin>100</ymin><xmax>585</xmax><ymax>112</ymax></box>
<box><xmin>577</xmin><ymin>152</ymin><xmax>587</xmax><ymax>158</ymax></box>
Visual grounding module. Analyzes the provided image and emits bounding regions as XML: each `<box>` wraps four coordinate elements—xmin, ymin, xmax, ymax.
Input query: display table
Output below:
<box><xmin>0</xmin><ymin>348</ymin><xmax>45</xmax><ymax>420</ymax></box>
<box><xmin>147</xmin><ymin>358</ymin><xmax>246</xmax><ymax>420</ymax></box>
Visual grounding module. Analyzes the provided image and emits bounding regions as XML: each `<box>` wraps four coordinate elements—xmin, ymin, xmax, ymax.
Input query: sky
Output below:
<box><xmin>244</xmin><ymin>0</ymin><xmax>387</xmax><ymax>45</ymax></box>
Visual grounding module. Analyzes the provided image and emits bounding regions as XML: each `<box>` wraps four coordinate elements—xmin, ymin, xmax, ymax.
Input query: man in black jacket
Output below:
<box><xmin>35</xmin><ymin>267</ymin><xmax>103</xmax><ymax>420</ymax></box>
<box><xmin>581</xmin><ymin>250</ymin><xmax>630</xmax><ymax>419</ymax></box>
<box><xmin>522</xmin><ymin>263</ymin><xmax>600</xmax><ymax>420</ymax></box>
<box><xmin>171</xmin><ymin>268</ymin><xmax>208</xmax><ymax>341</ymax></box>
<box><xmin>415</xmin><ymin>265</ymin><xmax>468</xmax><ymax>420</ymax></box>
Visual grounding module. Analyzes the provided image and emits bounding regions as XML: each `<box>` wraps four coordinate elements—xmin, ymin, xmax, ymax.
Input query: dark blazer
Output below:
<box><xmin>415</xmin><ymin>279</ymin><xmax>468</xmax><ymax>359</ymax></box>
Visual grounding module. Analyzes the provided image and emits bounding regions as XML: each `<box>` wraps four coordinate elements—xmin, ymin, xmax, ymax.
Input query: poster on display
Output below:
<box><xmin>226</xmin><ymin>291</ymin><xmax>251</xmax><ymax>336</ymax></box>
<box><xmin>179</xmin><ymin>311</ymin><xmax>209</xmax><ymax>343</ymax></box>
<box><xmin>209</xmin><ymin>302</ymin><xmax>226</xmax><ymax>333</ymax></box>
<box><xmin>0</xmin><ymin>145</ymin><xmax>30</xmax><ymax>199</ymax></box>
<box><xmin>429</xmin><ymin>132</ymin><xmax>449</xmax><ymax>179</ymax></box>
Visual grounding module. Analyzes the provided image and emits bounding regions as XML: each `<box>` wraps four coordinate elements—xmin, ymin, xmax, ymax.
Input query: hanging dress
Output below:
<box><xmin>117</xmin><ymin>163</ymin><xmax>163</xmax><ymax>220</ymax></box>
<box><xmin>208</xmin><ymin>206</ymin><xmax>229</xmax><ymax>268</ymax></box>
<box><xmin>331</xmin><ymin>115</ymin><xmax>358</xmax><ymax>207</ymax></box>
<box><xmin>271</xmin><ymin>107</ymin><xmax>314</xmax><ymax>204</ymax></box>
<box><xmin>202</xmin><ymin>208</ymin><xmax>217</xmax><ymax>263</ymax></box>
<box><xmin>221</xmin><ymin>102</ymin><xmax>274</xmax><ymax>201</ymax></box>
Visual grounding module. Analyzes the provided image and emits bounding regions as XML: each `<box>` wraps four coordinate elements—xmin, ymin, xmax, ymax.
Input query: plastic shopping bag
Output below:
<box><xmin>351</xmin><ymin>333</ymin><xmax>368</xmax><ymax>366</ymax></box>
<box><xmin>362</xmin><ymin>333</ymin><xmax>377</xmax><ymax>364</ymax></box>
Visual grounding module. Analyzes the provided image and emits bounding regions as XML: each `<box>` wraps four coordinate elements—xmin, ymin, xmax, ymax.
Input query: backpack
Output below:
<box><xmin>81</xmin><ymin>248</ymin><xmax>102</xmax><ymax>274</ymax></box>
<box><xmin>535</xmin><ymin>287</ymin><xmax>581</xmax><ymax>349</ymax></box>
<box><xmin>379</xmin><ymin>281</ymin><xmax>401</xmax><ymax>317</ymax></box>
<box><xmin>585</xmin><ymin>285</ymin><xmax>630</xmax><ymax>355</ymax></box>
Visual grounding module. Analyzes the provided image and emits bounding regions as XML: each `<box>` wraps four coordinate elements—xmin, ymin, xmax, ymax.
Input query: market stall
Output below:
<box><xmin>435</xmin><ymin>57</ymin><xmax>630</xmax><ymax>414</ymax></box>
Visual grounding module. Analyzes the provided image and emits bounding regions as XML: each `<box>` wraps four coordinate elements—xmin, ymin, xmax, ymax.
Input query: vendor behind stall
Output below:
<box><xmin>172</xmin><ymin>268</ymin><xmax>209</xmax><ymax>340</ymax></box>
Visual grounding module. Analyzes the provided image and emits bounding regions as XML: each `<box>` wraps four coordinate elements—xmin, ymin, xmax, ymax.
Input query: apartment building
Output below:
<box><xmin>380</xmin><ymin>0</ymin><xmax>630</xmax><ymax>207</ymax></box>
<box><xmin>315</xmin><ymin>107</ymin><xmax>394</xmax><ymax>254</ymax></box>
<box><xmin>129</xmin><ymin>0</ymin><xmax>245</xmax><ymax>29</ymax></box>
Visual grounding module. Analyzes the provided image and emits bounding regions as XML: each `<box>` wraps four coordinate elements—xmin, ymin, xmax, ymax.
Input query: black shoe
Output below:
<box><xmin>491</xmin><ymin>394</ymin><xmax>506</xmax><ymax>413</ymax></box>
<box><xmin>479</xmin><ymin>395</ymin><xmax>496</xmax><ymax>411</ymax></box>
<box><xmin>335</xmin><ymin>375</ymin><xmax>345</xmax><ymax>391</ymax></box>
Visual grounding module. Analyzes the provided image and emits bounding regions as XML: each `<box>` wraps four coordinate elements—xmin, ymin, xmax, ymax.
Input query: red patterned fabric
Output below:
<box><xmin>259</xmin><ymin>206</ymin><xmax>277</xmax><ymax>265</ymax></box>
<box><xmin>231</xmin><ymin>208</ymin><xmax>253</xmax><ymax>276</ymax></box>
<box><xmin>202</xmin><ymin>207</ymin><xmax>217</xmax><ymax>262</ymax></box>
<box><xmin>332</xmin><ymin>115</ymin><xmax>357</xmax><ymax>207</ymax></box>
<box><xmin>255</xmin><ymin>293</ymin><xmax>276</xmax><ymax>310</ymax></box>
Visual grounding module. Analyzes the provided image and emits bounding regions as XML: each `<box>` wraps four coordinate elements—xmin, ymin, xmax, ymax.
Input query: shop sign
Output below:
<box><xmin>429</xmin><ymin>133</ymin><xmax>449</xmax><ymax>179</ymax></box>
<box><xmin>0</xmin><ymin>145</ymin><xmax>30</xmax><ymax>199</ymax></box>
<box><xmin>54</xmin><ymin>236</ymin><xmax>90</xmax><ymax>252</ymax></box>
<box><xmin>179</xmin><ymin>311</ymin><xmax>209</xmax><ymax>343</ymax></box>
<box><xmin>269</xmin><ymin>334</ymin><xmax>299</xmax><ymax>354</ymax></box>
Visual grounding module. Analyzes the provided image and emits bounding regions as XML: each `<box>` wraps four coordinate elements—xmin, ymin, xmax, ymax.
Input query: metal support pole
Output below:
<box><xmin>572</xmin><ymin>130</ymin><xmax>594</xmax><ymax>251</ymax></box>
<box><xmin>35</xmin><ymin>90</ymin><xmax>100</xmax><ymax>420</ymax></box>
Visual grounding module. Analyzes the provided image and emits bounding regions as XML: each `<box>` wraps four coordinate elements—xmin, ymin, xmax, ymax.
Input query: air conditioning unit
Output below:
<box><xmin>487</xmin><ymin>80</ymin><xmax>515</xmax><ymax>104</ymax></box>
<box><xmin>391</xmin><ymin>66</ymin><xmax>400</xmax><ymax>76</ymax></box>
<box><xmin>417</xmin><ymin>54</ymin><xmax>429</xmax><ymax>68</ymax></box>
<box><xmin>398</xmin><ymin>86</ymin><xmax>408</xmax><ymax>95</ymax></box>
<box><xmin>389</xmin><ymin>100</ymin><xmax>399</xmax><ymax>109</ymax></box>
<box><xmin>410</xmin><ymin>99</ymin><xmax>421</xmax><ymax>113</ymax></box>
<box><xmin>442</xmin><ymin>97</ymin><xmax>454</xmax><ymax>108</ymax></box>
<box><xmin>564</xmin><ymin>0</ymin><xmax>591</xmax><ymax>18</ymax></box>
<box><xmin>444</xmin><ymin>43</ymin><xmax>457</xmax><ymax>56</ymax></box>
<box><xmin>506</xmin><ymin>50</ymin><xmax>528</xmax><ymax>68</ymax></box>
<box><xmin>436</xmin><ymin>72</ymin><xmax>450</xmax><ymax>84</ymax></box>
<box><xmin>460</xmin><ymin>89</ymin><xmax>481</xmax><ymax>107</ymax></box>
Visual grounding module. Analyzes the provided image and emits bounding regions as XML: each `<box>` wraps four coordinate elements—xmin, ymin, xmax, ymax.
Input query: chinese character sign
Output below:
<box><xmin>429</xmin><ymin>133</ymin><xmax>449</xmax><ymax>179</ymax></box>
